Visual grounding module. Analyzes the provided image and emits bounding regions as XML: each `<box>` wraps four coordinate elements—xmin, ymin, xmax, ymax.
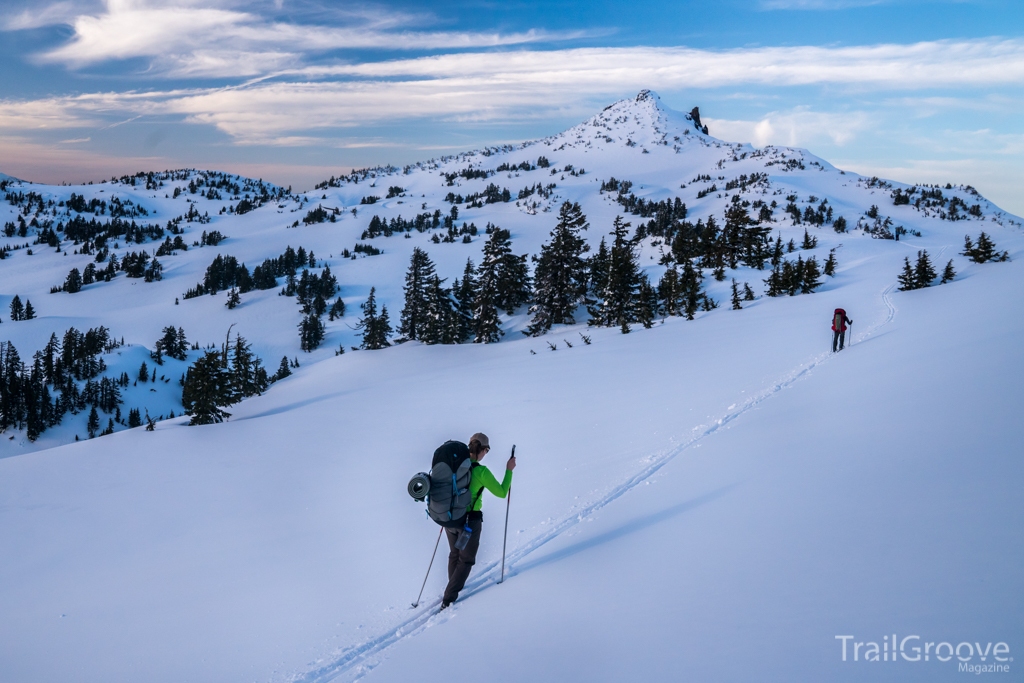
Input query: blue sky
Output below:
<box><xmin>1</xmin><ymin>0</ymin><xmax>1022</xmax><ymax>212</ymax></box>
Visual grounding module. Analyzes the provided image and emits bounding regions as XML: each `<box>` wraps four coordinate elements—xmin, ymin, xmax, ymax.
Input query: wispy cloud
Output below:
<box><xmin>17</xmin><ymin>0</ymin><xmax>585</xmax><ymax>78</ymax></box>
<box><xmin>705</xmin><ymin>109</ymin><xmax>870</xmax><ymax>147</ymax></box>
<box><xmin>1</xmin><ymin>38</ymin><xmax>1022</xmax><ymax>145</ymax></box>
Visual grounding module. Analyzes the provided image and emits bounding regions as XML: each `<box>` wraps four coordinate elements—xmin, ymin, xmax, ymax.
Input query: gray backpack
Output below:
<box><xmin>407</xmin><ymin>441</ymin><xmax>479</xmax><ymax>528</ymax></box>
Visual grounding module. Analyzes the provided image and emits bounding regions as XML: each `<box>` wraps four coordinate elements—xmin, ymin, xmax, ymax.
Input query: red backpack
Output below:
<box><xmin>832</xmin><ymin>308</ymin><xmax>847</xmax><ymax>332</ymax></box>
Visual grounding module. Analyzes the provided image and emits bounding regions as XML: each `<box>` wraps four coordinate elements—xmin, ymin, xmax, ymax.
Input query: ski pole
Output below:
<box><xmin>498</xmin><ymin>445</ymin><xmax>515</xmax><ymax>584</ymax></box>
<box><xmin>412</xmin><ymin>527</ymin><xmax>443</xmax><ymax>608</ymax></box>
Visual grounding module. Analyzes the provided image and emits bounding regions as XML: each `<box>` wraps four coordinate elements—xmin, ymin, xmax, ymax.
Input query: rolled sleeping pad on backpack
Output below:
<box><xmin>408</xmin><ymin>472</ymin><xmax>431</xmax><ymax>501</ymax></box>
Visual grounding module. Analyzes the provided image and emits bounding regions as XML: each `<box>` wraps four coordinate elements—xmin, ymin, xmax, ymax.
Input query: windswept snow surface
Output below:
<box><xmin>0</xmin><ymin>92</ymin><xmax>1022</xmax><ymax>681</ymax></box>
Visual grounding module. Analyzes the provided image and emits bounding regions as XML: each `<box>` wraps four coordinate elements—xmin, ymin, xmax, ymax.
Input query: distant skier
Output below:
<box><xmin>441</xmin><ymin>433</ymin><xmax>515</xmax><ymax>610</ymax></box>
<box><xmin>832</xmin><ymin>308</ymin><xmax>853</xmax><ymax>352</ymax></box>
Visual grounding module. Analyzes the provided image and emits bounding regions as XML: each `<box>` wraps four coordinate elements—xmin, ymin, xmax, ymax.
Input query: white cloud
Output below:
<box><xmin>1</xmin><ymin>38</ymin><xmax>1022</xmax><ymax>145</ymax></box>
<box><xmin>25</xmin><ymin>0</ymin><xmax>582</xmax><ymax>77</ymax></box>
<box><xmin>705</xmin><ymin>109</ymin><xmax>870</xmax><ymax>147</ymax></box>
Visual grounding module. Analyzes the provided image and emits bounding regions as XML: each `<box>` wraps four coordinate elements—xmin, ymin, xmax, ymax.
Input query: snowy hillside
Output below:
<box><xmin>0</xmin><ymin>91</ymin><xmax>1021</xmax><ymax>682</ymax></box>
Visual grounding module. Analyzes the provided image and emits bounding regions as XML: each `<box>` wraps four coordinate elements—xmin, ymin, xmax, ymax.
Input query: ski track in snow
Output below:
<box><xmin>289</xmin><ymin>284</ymin><xmax>900</xmax><ymax>683</ymax></box>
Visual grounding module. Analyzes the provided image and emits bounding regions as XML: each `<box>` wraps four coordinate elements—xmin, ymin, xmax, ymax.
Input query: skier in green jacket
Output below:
<box><xmin>441</xmin><ymin>432</ymin><xmax>515</xmax><ymax>609</ymax></box>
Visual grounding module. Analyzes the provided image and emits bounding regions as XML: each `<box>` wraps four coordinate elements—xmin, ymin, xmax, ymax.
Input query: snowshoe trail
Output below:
<box><xmin>291</xmin><ymin>285</ymin><xmax>900</xmax><ymax>683</ymax></box>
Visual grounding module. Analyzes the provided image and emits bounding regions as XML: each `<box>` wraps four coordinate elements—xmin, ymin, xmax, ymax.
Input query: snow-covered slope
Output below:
<box><xmin>0</xmin><ymin>92</ymin><xmax>1021</xmax><ymax>682</ymax></box>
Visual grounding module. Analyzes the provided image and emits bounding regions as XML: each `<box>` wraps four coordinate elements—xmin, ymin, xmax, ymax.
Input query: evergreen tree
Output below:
<box><xmin>230</xmin><ymin>334</ymin><xmax>267</xmax><ymax>398</ymax></box>
<box><xmin>658</xmin><ymin>266</ymin><xmax>684</xmax><ymax>317</ymax></box>
<box><xmin>474</xmin><ymin>234</ymin><xmax>505</xmax><ymax>343</ymax></box>
<box><xmin>87</xmin><ymin>405</ymin><xmax>100</xmax><ymax>438</ymax></box>
<box><xmin>357</xmin><ymin>287</ymin><xmax>392</xmax><ymax>350</ymax></box>
<box><xmin>730</xmin><ymin>279</ymin><xmax>742</xmax><ymax>310</ymax></box>
<box><xmin>638</xmin><ymin>279</ymin><xmax>658</xmax><ymax>329</ymax></box>
<box><xmin>743</xmin><ymin>282</ymin><xmax>756</xmax><ymax>301</ymax></box>
<box><xmin>398</xmin><ymin>247</ymin><xmax>436</xmax><ymax>341</ymax></box>
<box><xmin>961</xmin><ymin>234</ymin><xmax>975</xmax><ymax>259</ymax></box>
<box><xmin>526</xmin><ymin>201</ymin><xmax>590</xmax><ymax>336</ymax></box>
<box><xmin>65</xmin><ymin>268</ymin><xmax>83</xmax><ymax>293</ymax></box>
<box><xmin>138</xmin><ymin>361</ymin><xmax>149</xmax><ymax>382</ymax></box>
<box><xmin>914</xmin><ymin>250</ymin><xmax>937</xmax><ymax>288</ymax></box>
<box><xmin>128</xmin><ymin>408</ymin><xmax>142</xmax><ymax>428</ymax></box>
<box><xmin>421</xmin><ymin>276</ymin><xmax>458</xmax><ymax>344</ymax></box>
<box><xmin>452</xmin><ymin>259</ymin><xmax>477</xmax><ymax>343</ymax></box>
<box><xmin>182</xmin><ymin>350</ymin><xmax>233</xmax><ymax>425</ymax></box>
<box><xmin>972</xmin><ymin>232</ymin><xmax>995</xmax><ymax>263</ymax></box>
<box><xmin>23</xmin><ymin>300</ymin><xmax>35</xmax><ymax>320</ymax></box>
<box><xmin>823</xmin><ymin>249</ymin><xmax>837</xmax><ymax>276</ymax></box>
<box><xmin>273</xmin><ymin>356</ymin><xmax>291</xmax><ymax>382</ymax></box>
<box><xmin>770</xmin><ymin>234</ymin><xmax>784</xmax><ymax>267</ymax></box>
<box><xmin>491</xmin><ymin>229</ymin><xmax>531</xmax><ymax>315</ymax></box>
<box><xmin>588</xmin><ymin>237</ymin><xmax>610</xmax><ymax>300</ymax></box>
<box><xmin>940</xmin><ymin>259</ymin><xmax>956</xmax><ymax>284</ymax></box>
<box><xmin>800</xmin><ymin>257</ymin><xmax>823</xmax><ymax>294</ymax></box>
<box><xmin>226</xmin><ymin>287</ymin><xmax>241</xmax><ymax>309</ymax></box>
<box><xmin>9</xmin><ymin>295</ymin><xmax>23</xmax><ymax>322</ymax></box>
<box><xmin>681</xmin><ymin>258</ymin><xmax>704</xmax><ymax>320</ymax></box>
<box><xmin>328</xmin><ymin>297</ymin><xmax>345</xmax><ymax>321</ymax></box>
<box><xmin>897</xmin><ymin>257</ymin><xmax>917</xmax><ymax>291</ymax></box>
<box><xmin>299</xmin><ymin>314</ymin><xmax>325</xmax><ymax>352</ymax></box>
<box><xmin>590</xmin><ymin>216</ymin><xmax>644</xmax><ymax>333</ymax></box>
<box><xmin>801</xmin><ymin>229</ymin><xmax>817</xmax><ymax>250</ymax></box>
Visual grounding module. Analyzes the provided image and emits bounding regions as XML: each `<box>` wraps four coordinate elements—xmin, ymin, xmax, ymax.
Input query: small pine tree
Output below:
<box><xmin>181</xmin><ymin>350</ymin><xmax>234</xmax><ymax>425</ymax></box>
<box><xmin>526</xmin><ymin>201</ymin><xmax>590</xmax><ymax>336</ymax></box>
<box><xmin>658</xmin><ymin>266</ymin><xmax>684</xmax><ymax>317</ymax></box>
<box><xmin>138</xmin><ymin>361</ymin><xmax>149</xmax><ymax>382</ymax></box>
<box><xmin>914</xmin><ymin>250</ymin><xmax>937</xmax><ymax>288</ymax></box>
<box><xmin>823</xmin><ymin>249</ymin><xmax>837</xmax><ymax>276</ymax></box>
<box><xmin>588</xmin><ymin>237</ymin><xmax>610</xmax><ymax>300</ymax></box>
<box><xmin>226</xmin><ymin>287</ymin><xmax>241</xmax><ymax>309</ymax></box>
<box><xmin>9</xmin><ymin>295</ymin><xmax>23</xmax><ymax>321</ymax></box>
<box><xmin>65</xmin><ymin>268</ymin><xmax>83</xmax><ymax>293</ymax></box>
<box><xmin>398</xmin><ymin>247</ymin><xmax>436</xmax><ymax>341</ymax></box>
<box><xmin>273</xmin><ymin>356</ymin><xmax>291</xmax><ymax>382</ymax></box>
<box><xmin>742</xmin><ymin>282</ymin><xmax>755</xmax><ymax>301</ymax></box>
<box><xmin>23</xmin><ymin>300</ymin><xmax>35</xmax><ymax>320</ymax></box>
<box><xmin>328</xmin><ymin>297</ymin><xmax>345</xmax><ymax>321</ymax></box>
<box><xmin>730</xmin><ymin>279</ymin><xmax>742</xmax><ymax>310</ymax></box>
<box><xmin>87</xmin><ymin>405</ymin><xmax>100</xmax><ymax>438</ymax></box>
<box><xmin>801</xmin><ymin>257</ymin><xmax>823</xmax><ymax>294</ymax></box>
<box><xmin>590</xmin><ymin>216</ymin><xmax>643</xmax><ymax>333</ymax></box>
<box><xmin>897</xmin><ymin>257</ymin><xmax>917</xmax><ymax>291</ymax></box>
<box><xmin>940</xmin><ymin>259</ymin><xmax>956</xmax><ymax>284</ymax></box>
<box><xmin>801</xmin><ymin>229</ymin><xmax>817</xmax><ymax>250</ymax></box>
<box><xmin>972</xmin><ymin>232</ymin><xmax>995</xmax><ymax>263</ymax></box>
<box><xmin>357</xmin><ymin>287</ymin><xmax>392</xmax><ymax>350</ymax></box>
<box><xmin>128</xmin><ymin>408</ymin><xmax>142</xmax><ymax>428</ymax></box>
<box><xmin>298</xmin><ymin>314</ymin><xmax>325</xmax><ymax>352</ymax></box>
<box><xmin>474</xmin><ymin>233</ymin><xmax>507</xmax><ymax>343</ymax></box>
<box><xmin>453</xmin><ymin>259</ymin><xmax>477</xmax><ymax>343</ymax></box>
<box><xmin>636</xmin><ymin>278</ymin><xmax>657</xmax><ymax>329</ymax></box>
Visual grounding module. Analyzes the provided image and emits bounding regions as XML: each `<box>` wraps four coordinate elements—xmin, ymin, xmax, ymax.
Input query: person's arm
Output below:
<box><xmin>477</xmin><ymin>465</ymin><xmax>513</xmax><ymax>499</ymax></box>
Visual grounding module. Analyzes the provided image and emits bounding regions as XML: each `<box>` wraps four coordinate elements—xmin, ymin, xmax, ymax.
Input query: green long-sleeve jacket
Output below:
<box><xmin>469</xmin><ymin>464</ymin><xmax>513</xmax><ymax>511</ymax></box>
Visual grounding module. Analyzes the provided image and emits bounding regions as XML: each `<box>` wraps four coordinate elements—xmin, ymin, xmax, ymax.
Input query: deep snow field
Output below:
<box><xmin>0</xmin><ymin>92</ymin><xmax>1021</xmax><ymax>682</ymax></box>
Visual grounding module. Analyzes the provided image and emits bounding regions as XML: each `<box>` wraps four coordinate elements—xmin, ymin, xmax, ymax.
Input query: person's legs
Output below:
<box><xmin>442</xmin><ymin>516</ymin><xmax>482</xmax><ymax>605</ymax></box>
<box><xmin>445</xmin><ymin>527</ymin><xmax>459</xmax><ymax>580</ymax></box>
<box><xmin>839</xmin><ymin>329</ymin><xmax>846</xmax><ymax>350</ymax></box>
<box><xmin>833</xmin><ymin>329</ymin><xmax>840</xmax><ymax>352</ymax></box>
